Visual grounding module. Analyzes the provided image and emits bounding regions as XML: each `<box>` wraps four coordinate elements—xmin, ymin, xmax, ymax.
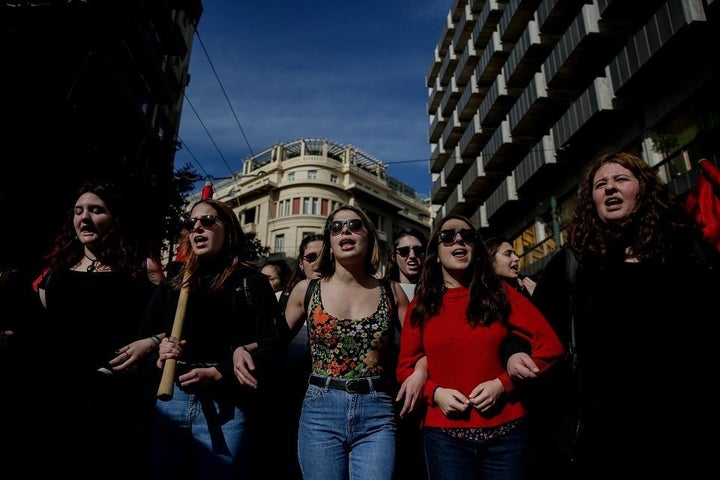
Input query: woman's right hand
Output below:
<box><xmin>233</xmin><ymin>346</ymin><xmax>258</xmax><ymax>389</ymax></box>
<box><xmin>506</xmin><ymin>352</ymin><xmax>539</xmax><ymax>380</ymax></box>
<box><xmin>156</xmin><ymin>336</ymin><xmax>185</xmax><ymax>369</ymax></box>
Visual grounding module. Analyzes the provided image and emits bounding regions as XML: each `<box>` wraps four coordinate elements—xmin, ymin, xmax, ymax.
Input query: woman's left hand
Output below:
<box><xmin>468</xmin><ymin>378</ymin><xmax>504</xmax><ymax>412</ymax></box>
<box><xmin>108</xmin><ymin>337</ymin><xmax>156</xmax><ymax>371</ymax></box>
<box><xmin>178</xmin><ymin>366</ymin><xmax>221</xmax><ymax>388</ymax></box>
<box><xmin>396</xmin><ymin>367</ymin><xmax>427</xmax><ymax>417</ymax></box>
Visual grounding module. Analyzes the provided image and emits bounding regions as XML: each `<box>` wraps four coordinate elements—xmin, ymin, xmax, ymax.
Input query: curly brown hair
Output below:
<box><xmin>567</xmin><ymin>151</ymin><xmax>695</xmax><ymax>261</ymax></box>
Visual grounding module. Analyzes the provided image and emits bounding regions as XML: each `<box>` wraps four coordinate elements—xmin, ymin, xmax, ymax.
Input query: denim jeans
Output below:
<box><xmin>298</xmin><ymin>381</ymin><xmax>396</xmax><ymax>480</ymax></box>
<box><xmin>147</xmin><ymin>384</ymin><xmax>252</xmax><ymax>479</ymax></box>
<box><xmin>424</xmin><ymin>424</ymin><xmax>529</xmax><ymax>480</ymax></box>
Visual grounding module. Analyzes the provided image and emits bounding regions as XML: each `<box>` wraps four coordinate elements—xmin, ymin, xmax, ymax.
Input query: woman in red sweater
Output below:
<box><xmin>396</xmin><ymin>215</ymin><xmax>563</xmax><ymax>480</ymax></box>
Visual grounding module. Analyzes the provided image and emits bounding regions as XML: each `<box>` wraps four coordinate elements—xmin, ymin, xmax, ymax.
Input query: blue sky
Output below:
<box><xmin>176</xmin><ymin>0</ymin><xmax>451</xmax><ymax>198</ymax></box>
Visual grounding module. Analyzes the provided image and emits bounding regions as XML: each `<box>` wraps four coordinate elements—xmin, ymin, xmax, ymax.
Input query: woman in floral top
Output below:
<box><xmin>282</xmin><ymin>205</ymin><xmax>426</xmax><ymax>479</ymax></box>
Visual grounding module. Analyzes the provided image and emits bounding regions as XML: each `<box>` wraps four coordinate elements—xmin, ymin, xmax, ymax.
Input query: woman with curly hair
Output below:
<box><xmin>34</xmin><ymin>181</ymin><xmax>163</xmax><ymax>477</ymax></box>
<box><xmin>505</xmin><ymin>151</ymin><xmax>720</xmax><ymax>478</ymax></box>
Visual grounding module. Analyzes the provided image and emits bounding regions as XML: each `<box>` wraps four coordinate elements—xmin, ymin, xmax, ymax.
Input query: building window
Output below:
<box><xmin>275</xmin><ymin>234</ymin><xmax>285</xmax><ymax>254</ymax></box>
<box><xmin>244</xmin><ymin>206</ymin><xmax>256</xmax><ymax>224</ymax></box>
<box><xmin>312</xmin><ymin>197</ymin><xmax>319</xmax><ymax>215</ymax></box>
<box><xmin>367</xmin><ymin>211</ymin><xmax>380</xmax><ymax>230</ymax></box>
<box><xmin>330</xmin><ymin>174</ymin><xmax>338</xmax><ymax>184</ymax></box>
<box><xmin>288</xmin><ymin>172</ymin><xmax>295</xmax><ymax>181</ymax></box>
<box><xmin>303</xmin><ymin>198</ymin><xmax>310</xmax><ymax>214</ymax></box>
<box><xmin>308</xmin><ymin>170</ymin><xmax>318</xmax><ymax>180</ymax></box>
<box><xmin>278</xmin><ymin>200</ymin><xmax>290</xmax><ymax>217</ymax></box>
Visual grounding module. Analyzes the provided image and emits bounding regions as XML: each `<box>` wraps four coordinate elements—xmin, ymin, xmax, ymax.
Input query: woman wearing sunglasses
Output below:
<box><xmin>142</xmin><ymin>198</ymin><xmax>280</xmax><ymax>479</ymax></box>
<box><xmin>384</xmin><ymin>227</ymin><xmax>427</xmax><ymax>300</ymax></box>
<box><xmin>383</xmin><ymin>228</ymin><xmax>429</xmax><ymax>480</ymax></box>
<box><xmin>277</xmin><ymin>205</ymin><xmax>426</xmax><ymax>479</ymax></box>
<box><xmin>396</xmin><ymin>214</ymin><xmax>563</xmax><ymax>480</ymax></box>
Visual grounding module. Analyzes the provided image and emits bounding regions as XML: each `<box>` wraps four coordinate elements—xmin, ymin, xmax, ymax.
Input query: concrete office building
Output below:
<box><xmin>188</xmin><ymin>138</ymin><xmax>432</xmax><ymax>262</ymax></box>
<box><xmin>427</xmin><ymin>0</ymin><xmax>720</xmax><ymax>273</ymax></box>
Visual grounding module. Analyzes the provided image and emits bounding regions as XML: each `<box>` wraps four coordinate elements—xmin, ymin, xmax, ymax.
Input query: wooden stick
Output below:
<box><xmin>156</xmin><ymin>272</ymin><xmax>191</xmax><ymax>401</ymax></box>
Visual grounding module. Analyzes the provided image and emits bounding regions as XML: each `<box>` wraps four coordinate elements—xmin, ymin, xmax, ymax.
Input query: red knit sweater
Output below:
<box><xmin>396</xmin><ymin>283</ymin><xmax>563</xmax><ymax>429</ymax></box>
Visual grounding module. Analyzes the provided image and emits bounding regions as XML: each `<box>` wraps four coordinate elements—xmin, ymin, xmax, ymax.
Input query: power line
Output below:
<box><xmin>195</xmin><ymin>28</ymin><xmax>254</xmax><ymax>156</ymax></box>
<box><xmin>182</xmin><ymin>93</ymin><xmax>235</xmax><ymax>176</ymax></box>
<box><xmin>176</xmin><ymin>135</ymin><xmax>209</xmax><ymax>178</ymax></box>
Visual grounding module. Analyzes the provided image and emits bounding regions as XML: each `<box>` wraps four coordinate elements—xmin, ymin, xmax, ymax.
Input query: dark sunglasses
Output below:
<box><xmin>395</xmin><ymin>246</ymin><xmax>425</xmax><ymax>257</ymax></box>
<box><xmin>301</xmin><ymin>252</ymin><xmax>319</xmax><ymax>263</ymax></box>
<box><xmin>328</xmin><ymin>218</ymin><xmax>364</xmax><ymax>235</ymax></box>
<box><xmin>183</xmin><ymin>214</ymin><xmax>221</xmax><ymax>230</ymax></box>
<box><xmin>438</xmin><ymin>228</ymin><xmax>475</xmax><ymax>245</ymax></box>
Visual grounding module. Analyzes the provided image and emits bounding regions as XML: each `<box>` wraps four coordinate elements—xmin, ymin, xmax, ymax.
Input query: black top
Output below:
<box><xmin>141</xmin><ymin>267</ymin><xmax>281</xmax><ymax>399</ymax></box>
<box><xmin>509</xmin><ymin>235</ymin><xmax>720</xmax><ymax>476</ymax></box>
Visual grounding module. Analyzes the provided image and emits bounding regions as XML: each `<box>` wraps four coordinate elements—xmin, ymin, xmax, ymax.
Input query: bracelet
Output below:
<box><xmin>241</xmin><ymin>345</ymin><xmax>250</xmax><ymax>353</ymax></box>
<box><xmin>150</xmin><ymin>335</ymin><xmax>161</xmax><ymax>346</ymax></box>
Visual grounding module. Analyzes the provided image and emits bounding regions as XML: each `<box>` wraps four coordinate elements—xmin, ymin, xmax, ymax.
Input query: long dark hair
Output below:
<box><xmin>172</xmin><ymin>198</ymin><xmax>253</xmax><ymax>293</ymax></box>
<box><xmin>410</xmin><ymin>215</ymin><xmax>509</xmax><ymax>328</ymax></box>
<box><xmin>42</xmin><ymin>181</ymin><xmax>146</xmax><ymax>278</ymax></box>
<box><xmin>384</xmin><ymin>228</ymin><xmax>427</xmax><ymax>283</ymax></box>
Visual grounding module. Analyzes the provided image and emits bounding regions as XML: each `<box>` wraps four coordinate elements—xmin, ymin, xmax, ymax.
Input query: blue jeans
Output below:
<box><xmin>147</xmin><ymin>384</ymin><xmax>252</xmax><ymax>479</ymax></box>
<box><xmin>298</xmin><ymin>381</ymin><xmax>396</xmax><ymax>480</ymax></box>
<box><xmin>424</xmin><ymin>425</ymin><xmax>529</xmax><ymax>480</ymax></box>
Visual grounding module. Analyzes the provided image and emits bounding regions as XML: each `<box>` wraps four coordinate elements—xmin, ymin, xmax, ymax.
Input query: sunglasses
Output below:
<box><xmin>438</xmin><ymin>228</ymin><xmax>475</xmax><ymax>245</ymax></box>
<box><xmin>328</xmin><ymin>218</ymin><xmax>364</xmax><ymax>235</ymax></box>
<box><xmin>395</xmin><ymin>246</ymin><xmax>425</xmax><ymax>257</ymax></box>
<box><xmin>301</xmin><ymin>252</ymin><xmax>319</xmax><ymax>263</ymax></box>
<box><xmin>183</xmin><ymin>214</ymin><xmax>221</xmax><ymax>230</ymax></box>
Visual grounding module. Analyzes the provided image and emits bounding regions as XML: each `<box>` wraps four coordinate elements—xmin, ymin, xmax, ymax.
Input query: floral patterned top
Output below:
<box><xmin>307</xmin><ymin>279</ymin><xmax>395</xmax><ymax>379</ymax></box>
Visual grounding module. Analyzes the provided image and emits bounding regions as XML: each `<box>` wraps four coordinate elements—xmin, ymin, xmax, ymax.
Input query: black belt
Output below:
<box><xmin>308</xmin><ymin>375</ymin><xmax>388</xmax><ymax>394</ymax></box>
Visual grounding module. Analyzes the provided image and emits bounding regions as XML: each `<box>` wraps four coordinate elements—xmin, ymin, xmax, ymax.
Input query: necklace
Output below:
<box><xmin>84</xmin><ymin>253</ymin><xmax>100</xmax><ymax>272</ymax></box>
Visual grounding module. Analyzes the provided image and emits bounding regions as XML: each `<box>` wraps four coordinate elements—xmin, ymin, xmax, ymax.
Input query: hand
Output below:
<box><xmin>506</xmin><ymin>352</ymin><xmax>539</xmax><ymax>380</ymax></box>
<box><xmin>178</xmin><ymin>366</ymin><xmax>221</xmax><ymax>388</ymax></box>
<box><xmin>520</xmin><ymin>276</ymin><xmax>537</xmax><ymax>295</ymax></box>
<box><xmin>396</xmin><ymin>367</ymin><xmax>427</xmax><ymax>417</ymax></box>
<box><xmin>108</xmin><ymin>337</ymin><xmax>156</xmax><ymax>371</ymax></box>
<box><xmin>433</xmin><ymin>387</ymin><xmax>471</xmax><ymax>418</ymax></box>
<box><xmin>468</xmin><ymin>378</ymin><xmax>504</xmax><ymax>412</ymax></box>
<box><xmin>156</xmin><ymin>336</ymin><xmax>186</xmax><ymax>369</ymax></box>
<box><xmin>233</xmin><ymin>346</ymin><xmax>258</xmax><ymax>389</ymax></box>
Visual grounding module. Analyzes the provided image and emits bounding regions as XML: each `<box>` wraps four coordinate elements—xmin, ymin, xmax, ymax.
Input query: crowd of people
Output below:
<box><xmin>1</xmin><ymin>150</ymin><xmax>718</xmax><ymax>479</ymax></box>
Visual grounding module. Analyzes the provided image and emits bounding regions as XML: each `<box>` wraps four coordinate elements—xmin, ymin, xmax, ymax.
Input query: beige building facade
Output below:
<box><xmin>188</xmin><ymin>138</ymin><xmax>432</xmax><ymax>263</ymax></box>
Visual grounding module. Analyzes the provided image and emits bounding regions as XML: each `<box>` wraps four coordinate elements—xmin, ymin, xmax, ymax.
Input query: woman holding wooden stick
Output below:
<box><xmin>142</xmin><ymin>198</ymin><xmax>280</xmax><ymax>479</ymax></box>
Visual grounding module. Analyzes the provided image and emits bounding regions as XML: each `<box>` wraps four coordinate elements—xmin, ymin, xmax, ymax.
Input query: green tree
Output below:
<box><xmin>164</xmin><ymin>163</ymin><xmax>202</xmax><ymax>257</ymax></box>
<box><xmin>247</xmin><ymin>236</ymin><xmax>271</xmax><ymax>261</ymax></box>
